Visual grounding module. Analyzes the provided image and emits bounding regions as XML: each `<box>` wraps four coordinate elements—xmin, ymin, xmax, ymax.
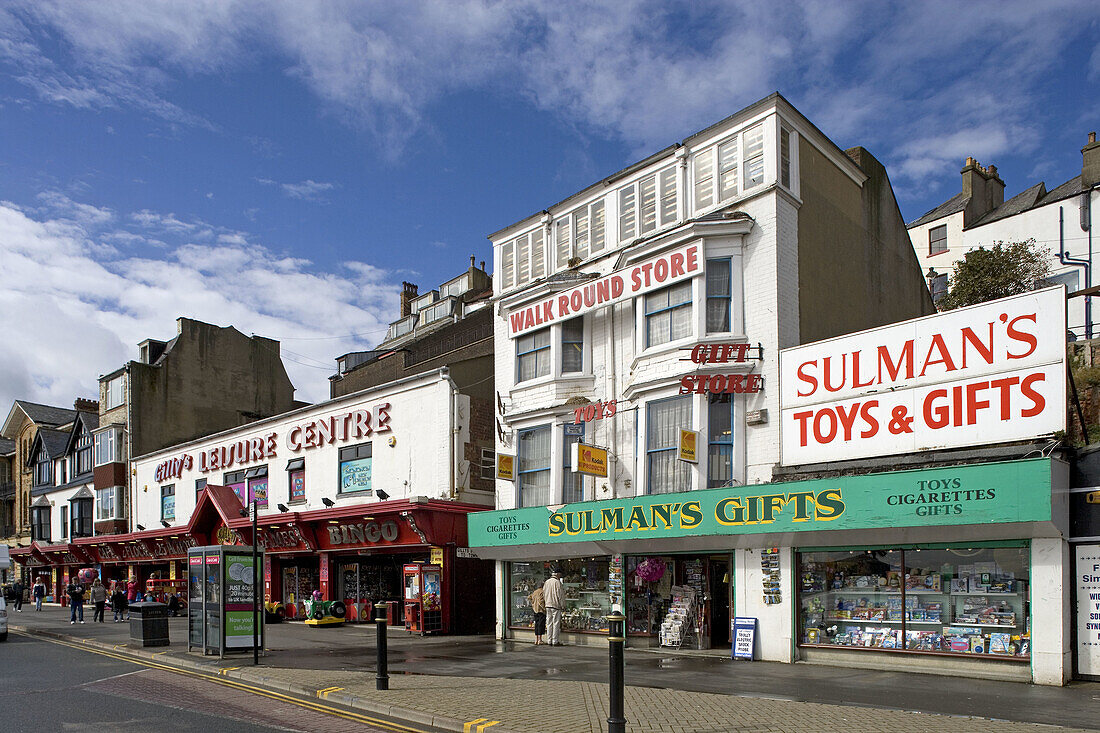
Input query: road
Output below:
<box><xmin>1</xmin><ymin>632</ymin><xmax>427</xmax><ymax>733</ymax></box>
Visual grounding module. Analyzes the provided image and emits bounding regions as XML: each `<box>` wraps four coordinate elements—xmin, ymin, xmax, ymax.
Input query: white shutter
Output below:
<box><xmin>573</xmin><ymin>207</ymin><xmax>589</xmax><ymax>260</ymax></box>
<box><xmin>530</xmin><ymin>229</ymin><xmax>546</xmax><ymax>279</ymax></box>
<box><xmin>639</xmin><ymin>174</ymin><xmax>657</xmax><ymax>234</ymax></box>
<box><xmin>516</xmin><ymin>233</ymin><xmax>530</xmax><ymax>284</ymax></box>
<box><xmin>693</xmin><ymin>150</ymin><xmax>714</xmax><ymax>212</ymax></box>
<box><xmin>555</xmin><ymin>218</ymin><xmax>571</xmax><ymax>269</ymax></box>
<box><xmin>590</xmin><ymin>200</ymin><xmax>606</xmax><ymax>253</ymax></box>
<box><xmin>658</xmin><ymin>166</ymin><xmax>677</xmax><ymax>225</ymax></box>
<box><xmin>718</xmin><ymin>138</ymin><xmax>738</xmax><ymax>201</ymax></box>
<box><xmin>618</xmin><ymin>185</ymin><xmax>636</xmax><ymax>242</ymax></box>
<box><xmin>743</xmin><ymin>123</ymin><xmax>764</xmax><ymax>188</ymax></box>
<box><xmin>501</xmin><ymin>241</ymin><xmax>515</xmax><ymax>289</ymax></box>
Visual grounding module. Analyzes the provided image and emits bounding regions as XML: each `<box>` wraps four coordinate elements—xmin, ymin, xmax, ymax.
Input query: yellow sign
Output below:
<box><xmin>497</xmin><ymin>453</ymin><xmax>515</xmax><ymax>481</ymax></box>
<box><xmin>216</xmin><ymin>525</ymin><xmax>236</xmax><ymax>545</ymax></box>
<box><xmin>1087</xmin><ymin>491</ymin><xmax>1100</xmax><ymax>504</ymax></box>
<box><xmin>430</xmin><ymin>547</ymin><xmax>444</xmax><ymax>565</ymax></box>
<box><xmin>572</xmin><ymin>442</ymin><xmax>609</xmax><ymax>478</ymax></box>
<box><xmin>679</xmin><ymin>429</ymin><xmax>698</xmax><ymax>463</ymax></box>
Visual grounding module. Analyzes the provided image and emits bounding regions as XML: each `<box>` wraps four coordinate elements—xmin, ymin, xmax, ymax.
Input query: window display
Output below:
<box><xmin>509</xmin><ymin>558</ymin><xmax>611</xmax><ymax>633</ymax></box>
<box><xmin>799</xmin><ymin>546</ymin><xmax>1029</xmax><ymax>659</ymax></box>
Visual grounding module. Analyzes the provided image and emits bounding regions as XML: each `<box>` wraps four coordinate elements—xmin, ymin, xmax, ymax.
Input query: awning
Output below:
<box><xmin>245</xmin><ymin>466</ymin><xmax>268</xmax><ymax>478</ymax></box>
<box><xmin>68</xmin><ymin>487</ymin><xmax>94</xmax><ymax>501</ymax></box>
<box><xmin>285</xmin><ymin>458</ymin><xmax>305</xmax><ymax>471</ymax></box>
<box><xmin>31</xmin><ymin>495</ymin><xmax>51</xmax><ymax>508</ymax></box>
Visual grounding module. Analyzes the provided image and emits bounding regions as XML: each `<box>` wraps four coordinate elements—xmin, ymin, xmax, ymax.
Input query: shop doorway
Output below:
<box><xmin>709</xmin><ymin>556</ymin><xmax>731</xmax><ymax>648</ymax></box>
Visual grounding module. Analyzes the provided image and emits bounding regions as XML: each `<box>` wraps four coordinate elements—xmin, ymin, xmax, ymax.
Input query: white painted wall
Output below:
<box><xmin>1031</xmin><ymin>537</ymin><xmax>1072</xmax><ymax>685</ymax></box>
<box><xmin>734</xmin><ymin>546</ymin><xmax>794</xmax><ymax>662</ymax></box>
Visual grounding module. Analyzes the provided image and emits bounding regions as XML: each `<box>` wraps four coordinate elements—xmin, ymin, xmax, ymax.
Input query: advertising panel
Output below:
<box><xmin>340</xmin><ymin>457</ymin><xmax>372</xmax><ymax>493</ymax></box>
<box><xmin>571</xmin><ymin>442</ymin><xmax>609</xmax><ymax>478</ymax></box>
<box><xmin>224</xmin><ymin>553</ymin><xmax>256</xmax><ymax>649</ymax></box>
<box><xmin>780</xmin><ymin>287</ymin><xmax>1066</xmax><ymax>465</ymax></box>
<box><xmin>1076</xmin><ymin>544</ymin><xmax>1100</xmax><ymax>678</ymax></box>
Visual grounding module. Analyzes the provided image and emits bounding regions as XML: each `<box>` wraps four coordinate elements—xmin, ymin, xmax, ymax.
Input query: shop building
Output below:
<box><xmin>13</xmin><ymin>369</ymin><xmax>495</xmax><ymax>633</ymax></box>
<box><xmin>480</xmin><ymin>93</ymin><xmax>934</xmax><ymax>651</ymax></box>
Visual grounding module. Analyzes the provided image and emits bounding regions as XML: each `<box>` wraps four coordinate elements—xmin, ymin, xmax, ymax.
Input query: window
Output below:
<box><xmin>31</xmin><ymin>506</ymin><xmax>50</xmax><ymax>542</ymax></box>
<box><xmin>287</xmin><ymin>458</ymin><xmax>305</xmax><ymax>503</ymax></box>
<box><xmin>930</xmin><ymin>273</ymin><xmax>948</xmax><ymax>304</ymax></box>
<box><xmin>195</xmin><ymin>477</ymin><xmax>207</xmax><ymax>500</ymax></box>
<box><xmin>419</xmin><ymin>297</ymin><xmax>457</xmax><ymax>326</ymax></box>
<box><xmin>618</xmin><ymin>166</ymin><xmax>677</xmax><ymax>243</ymax></box>
<box><xmin>75</xmin><ymin>429</ymin><xmax>93</xmax><ymax>475</ymax></box>
<box><xmin>646</xmin><ymin>396</ymin><xmax>693</xmax><ymax>494</ymax></box>
<box><xmin>780</xmin><ymin>127</ymin><xmax>791</xmax><ymax>188</ymax></box>
<box><xmin>440</xmin><ymin>273</ymin><xmax>469</xmax><ymax>299</ymax></box>
<box><xmin>517</xmin><ymin>426</ymin><xmax>551</xmax><ymax>507</ymax></box>
<box><xmin>33</xmin><ymin>449</ymin><xmax>51</xmax><ymax>486</ymax></box>
<box><xmin>743</xmin><ymin>123</ymin><xmax>765</xmax><ymax>189</ymax></box>
<box><xmin>161</xmin><ymin>484</ymin><xmax>175</xmax><ymax>521</ymax></box>
<box><xmin>929</xmin><ymin>225</ymin><xmax>948</xmax><ymax>255</ymax></box>
<box><xmin>339</xmin><ymin>442</ymin><xmax>372</xmax><ymax>494</ymax></box>
<box><xmin>480</xmin><ymin>448</ymin><xmax>496</xmax><ymax>481</ymax></box>
<box><xmin>72</xmin><ymin>499</ymin><xmax>93</xmax><ymax>537</ymax></box>
<box><xmin>224</xmin><ymin>470</ymin><xmax>247</xmax><ymax>506</ymax></box>
<box><xmin>60</xmin><ymin>505</ymin><xmax>69</xmax><ymax>539</ymax></box>
<box><xmin>500</xmin><ymin>228</ymin><xmax>547</xmax><ymax>291</ymax></box>
<box><xmin>706</xmin><ymin>259</ymin><xmax>732</xmax><ymax>333</ymax></box>
<box><xmin>708</xmin><ymin>394</ymin><xmax>734</xmax><ymax>488</ymax></box>
<box><xmin>56</xmin><ymin>457</ymin><xmax>67</xmax><ymax>485</ymax></box>
<box><xmin>97</xmin><ymin>486</ymin><xmax>125</xmax><ymax>521</ymax></box>
<box><xmin>1046</xmin><ymin>270</ymin><xmax>1080</xmax><ymax>292</ymax></box>
<box><xmin>645</xmin><ymin>281</ymin><xmax>693</xmax><ymax>347</ymax></box>
<box><xmin>693</xmin><ymin>123</ymin><xmax>766</xmax><ymax>214</ymax></box>
<box><xmin>246</xmin><ymin>466</ymin><xmax>268</xmax><ymax>508</ymax></box>
<box><xmin>562</xmin><ymin>424</ymin><xmax>584</xmax><ymax>503</ymax></box>
<box><xmin>561</xmin><ymin>318</ymin><xmax>584</xmax><ymax>373</ymax></box>
<box><xmin>555</xmin><ymin>200</ymin><xmax>606</xmax><ymax>269</ymax></box>
<box><xmin>517</xmin><ymin>328</ymin><xmax>551</xmax><ymax>382</ymax></box>
<box><xmin>104</xmin><ymin>375</ymin><xmax>125</xmax><ymax>410</ymax></box>
<box><xmin>94</xmin><ymin>428</ymin><xmax>124</xmax><ymax>467</ymax></box>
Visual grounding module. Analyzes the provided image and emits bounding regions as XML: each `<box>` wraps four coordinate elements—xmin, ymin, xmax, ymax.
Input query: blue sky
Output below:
<box><xmin>1</xmin><ymin>1</ymin><xmax>1097</xmax><ymax>409</ymax></box>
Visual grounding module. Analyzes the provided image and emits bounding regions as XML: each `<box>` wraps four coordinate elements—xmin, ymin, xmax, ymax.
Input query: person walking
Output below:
<box><xmin>11</xmin><ymin>578</ymin><xmax>23</xmax><ymax>612</ymax></box>
<box><xmin>66</xmin><ymin>576</ymin><xmax>86</xmax><ymax>624</ymax></box>
<box><xmin>89</xmin><ymin>577</ymin><xmax>107</xmax><ymax>622</ymax></box>
<box><xmin>542</xmin><ymin>569</ymin><xmax>565</xmax><ymax>646</ymax></box>
<box><xmin>32</xmin><ymin>577</ymin><xmax>45</xmax><ymax>611</ymax></box>
<box><xmin>527</xmin><ymin>585</ymin><xmax>546</xmax><ymax>645</ymax></box>
<box><xmin>110</xmin><ymin>582</ymin><xmax>128</xmax><ymax>622</ymax></box>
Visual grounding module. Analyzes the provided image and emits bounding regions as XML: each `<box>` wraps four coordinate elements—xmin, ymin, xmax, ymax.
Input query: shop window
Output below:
<box><xmin>928</xmin><ymin>224</ymin><xmax>948</xmax><ymax>256</ymax></box>
<box><xmin>224</xmin><ymin>470</ymin><xmax>247</xmax><ymax>506</ymax></box>
<box><xmin>562</xmin><ymin>424</ymin><xmax>584</xmax><ymax>504</ymax></box>
<box><xmin>706</xmin><ymin>258</ymin><xmax>732</xmax><ymax>333</ymax></box>
<box><xmin>516</xmin><ymin>328</ymin><xmax>551</xmax><ymax>382</ymax></box>
<box><xmin>72</xmin><ymin>498</ymin><xmax>93</xmax><ymax>537</ymax></box>
<box><xmin>31</xmin><ymin>506</ymin><xmax>50</xmax><ymax>542</ymax></box>
<box><xmin>246</xmin><ymin>466</ymin><xmax>268</xmax><ymax>508</ymax></box>
<box><xmin>561</xmin><ymin>318</ymin><xmax>584</xmax><ymax>374</ymax></box>
<box><xmin>517</xmin><ymin>426</ymin><xmax>551</xmax><ymax>507</ymax></box>
<box><xmin>645</xmin><ymin>280</ymin><xmax>692</xmax><ymax>348</ymax></box>
<box><xmin>97</xmin><ymin>486</ymin><xmax>125</xmax><ymax>520</ymax></box>
<box><xmin>60</xmin><ymin>505</ymin><xmax>68</xmax><ymax>539</ymax></box>
<box><xmin>286</xmin><ymin>458</ymin><xmax>305</xmax><ymax>503</ymax></box>
<box><xmin>798</xmin><ymin>546</ymin><xmax>1030</xmax><ymax>659</ymax></box>
<box><xmin>339</xmin><ymin>442</ymin><xmax>372</xmax><ymax>494</ymax></box>
<box><xmin>509</xmin><ymin>558</ymin><xmax>610</xmax><ymax>633</ymax></box>
<box><xmin>195</xmin><ymin>477</ymin><xmax>207</xmax><ymax>501</ymax></box>
<box><xmin>646</xmin><ymin>396</ymin><xmax>693</xmax><ymax>494</ymax></box>
<box><xmin>707</xmin><ymin>394</ymin><xmax>734</xmax><ymax>488</ymax></box>
<box><xmin>161</xmin><ymin>484</ymin><xmax>175</xmax><ymax>521</ymax></box>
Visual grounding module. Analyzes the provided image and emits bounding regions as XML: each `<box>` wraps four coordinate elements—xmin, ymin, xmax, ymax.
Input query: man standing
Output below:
<box><xmin>11</xmin><ymin>578</ymin><xmax>23</xmax><ymax>612</ymax></box>
<box><xmin>66</xmin><ymin>575</ymin><xmax>86</xmax><ymax>624</ymax></box>
<box><xmin>542</xmin><ymin>569</ymin><xmax>565</xmax><ymax>646</ymax></box>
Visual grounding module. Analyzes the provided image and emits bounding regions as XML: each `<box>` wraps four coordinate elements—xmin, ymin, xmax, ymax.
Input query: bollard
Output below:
<box><xmin>375</xmin><ymin>601</ymin><xmax>390</xmax><ymax>690</ymax></box>
<box><xmin>606</xmin><ymin>612</ymin><xmax>626</xmax><ymax>733</ymax></box>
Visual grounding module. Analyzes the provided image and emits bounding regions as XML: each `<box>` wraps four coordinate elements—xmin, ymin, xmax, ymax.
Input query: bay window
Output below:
<box><xmin>645</xmin><ymin>281</ymin><xmax>692</xmax><ymax>347</ymax></box>
<box><xmin>97</xmin><ymin>486</ymin><xmax>125</xmax><ymax>520</ymax></box>
<box><xmin>32</xmin><ymin>505</ymin><xmax>50</xmax><ymax>542</ymax></box>
<box><xmin>692</xmin><ymin>121</ymin><xmax>766</xmax><ymax>214</ymax></box>
<box><xmin>72</xmin><ymin>498</ymin><xmax>93</xmax><ymax>537</ymax></box>
<box><xmin>706</xmin><ymin>258</ymin><xmax>732</xmax><ymax>333</ymax></box>
<box><xmin>517</xmin><ymin>328</ymin><xmax>551</xmax><ymax>382</ymax></box>
<box><xmin>517</xmin><ymin>426</ymin><xmax>551</xmax><ymax>507</ymax></box>
<box><xmin>646</xmin><ymin>396</ymin><xmax>693</xmax><ymax>494</ymax></box>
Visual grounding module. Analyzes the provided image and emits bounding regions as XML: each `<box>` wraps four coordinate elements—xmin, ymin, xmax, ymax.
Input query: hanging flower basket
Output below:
<box><xmin>635</xmin><ymin>558</ymin><xmax>665</xmax><ymax>583</ymax></box>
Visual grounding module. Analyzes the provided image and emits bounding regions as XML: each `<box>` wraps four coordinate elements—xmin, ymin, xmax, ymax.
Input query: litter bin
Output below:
<box><xmin>129</xmin><ymin>601</ymin><xmax>169</xmax><ymax>647</ymax></box>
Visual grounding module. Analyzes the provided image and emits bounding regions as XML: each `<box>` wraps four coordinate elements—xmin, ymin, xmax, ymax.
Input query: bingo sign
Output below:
<box><xmin>780</xmin><ymin>287</ymin><xmax>1066</xmax><ymax>464</ymax></box>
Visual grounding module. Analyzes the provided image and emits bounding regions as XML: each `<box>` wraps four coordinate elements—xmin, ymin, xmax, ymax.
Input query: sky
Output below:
<box><xmin>0</xmin><ymin>0</ymin><xmax>1097</xmax><ymax>412</ymax></box>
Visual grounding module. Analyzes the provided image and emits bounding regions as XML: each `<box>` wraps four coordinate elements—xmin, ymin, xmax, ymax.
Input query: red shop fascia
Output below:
<box><xmin>10</xmin><ymin>483</ymin><xmax>485</xmax><ymax>632</ymax></box>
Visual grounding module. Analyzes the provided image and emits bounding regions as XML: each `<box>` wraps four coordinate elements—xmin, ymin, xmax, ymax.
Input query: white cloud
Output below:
<box><xmin>0</xmin><ymin>194</ymin><xmax>400</xmax><ymax>413</ymax></box>
<box><xmin>257</xmin><ymin>177</ymin><xmax>337</xmax><ymax>201</ymax></box>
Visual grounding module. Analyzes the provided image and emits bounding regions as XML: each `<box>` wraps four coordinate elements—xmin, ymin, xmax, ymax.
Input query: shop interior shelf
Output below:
<box><xmin>949</xmin><ymin>591</ymin><xmax>1018</xmax><ymax>596</ymax></box>
<box><xmin>826</xmin><ymin>617</ymin><xmax>942</xmax><ymax>625</ymax></box>
<box><xmin>947</xmin><ymin>622</ymin><xmax>1019</xmax><ymax>628</ymax></box>
<box><xmin>806</xmin><ymin>588</ymin><xmax>945</xmax><ymax>595</ymax></box>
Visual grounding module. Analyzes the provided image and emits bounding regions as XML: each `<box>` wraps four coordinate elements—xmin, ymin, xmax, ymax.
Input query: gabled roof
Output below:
<box><xmin>64</xmin><ymin>412</ymin><xmax>100</xmax><ymax>454</ymax></box>
<box><xmin>32</xmin><ymin>428</ymin><xmax>70</xmax><ymax>460</ymax></box>
<box><xmin>2</xmin><ymin>400</ymin><xmax>77</xmax><ymax>438</ymax></box>
<box><xmin>907</xmin><ymin>192</ymin><xmax>968</xmax><ymax>228</ymax></box>
<box><xmin>187</xmin><ymin>483</ymin><xmax>247</xmax><ymax>533</ymax></box>
<box><xmin>969</xmin><ymin>182</ymin><xmax>1047</xmax><ymax>228</ymax></box>
<box><xmin>0</xmin><ymin>437</ymin><xmax>14</xmax><ymax>455</ymax></box>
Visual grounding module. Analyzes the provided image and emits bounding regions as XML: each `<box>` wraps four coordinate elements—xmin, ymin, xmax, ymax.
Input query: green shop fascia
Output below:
<box><xmin>470</xmin><ymin>458</ymin><xmax>1063</xmax><ymax>649</ymax></box>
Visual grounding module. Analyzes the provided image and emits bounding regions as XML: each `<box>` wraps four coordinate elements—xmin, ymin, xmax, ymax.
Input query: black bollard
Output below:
<box><xmin>606</xmin><ymin>612</ymin><xmax>626</xmax><ymax>733</ymax></box>
<box><xmin>375</xmin><ymin>601</ymin><xmax>390</xmax><ymax>690</ymax></box>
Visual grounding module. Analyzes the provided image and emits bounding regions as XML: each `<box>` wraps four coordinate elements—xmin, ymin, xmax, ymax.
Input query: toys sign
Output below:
<box><xmin>779</xmin><ymin>287</ymin><xmax>1066</xmax><ymax>464</ymax></box>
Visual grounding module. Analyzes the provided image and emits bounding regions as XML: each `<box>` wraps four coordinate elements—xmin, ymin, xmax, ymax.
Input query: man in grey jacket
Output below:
<box><xmin>542</xmin><ymin>569</ymin><xmax>565</xmax><ymax>646</ymax></box>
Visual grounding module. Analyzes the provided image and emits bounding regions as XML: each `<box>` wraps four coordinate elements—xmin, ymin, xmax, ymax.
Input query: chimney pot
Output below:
<box><xmin>1090</xmin><ymin>132</ymin><xmax>1097</xmax><ymax>144</ymax></box>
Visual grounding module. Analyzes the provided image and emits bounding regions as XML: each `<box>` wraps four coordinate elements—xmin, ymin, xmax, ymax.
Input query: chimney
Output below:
<box><xmin>74</xmin><ymin>398</ymin><xmax>99</xmax><ymax>413</ymax></box>
<box><xmin>400</xmin><ymin>281</ymin><xmax>418</xmax><ymax>318</ymax></box>
<box><xmin>1083</xmin><ymin>131</ymin><xmax>1100</xmax><ymax>189</ymax></box>
<box><xmin>960</xmin><ymin>157</ymin><xmax>1005</xmax><ymax>227</ymax></box>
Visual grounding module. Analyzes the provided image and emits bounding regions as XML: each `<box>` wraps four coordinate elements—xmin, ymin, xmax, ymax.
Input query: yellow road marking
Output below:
<box><xmin>476</xmin><ymin>722</ymin><xmax>500</xmax><ymax>732</ymax></box>
<box><xmin>15</xmin><ymin>632</ymin><xmax>428</xmax><ymax>733</ymax></box>
<box><xmin>317</xmin><ymin>686</ymin><xmax>344</xmax><ymax>699</ymax></box>
<box><xmin>464</xmin><ymin>720</ymin><xmax>489</xmax><ymax>733</ymax></box>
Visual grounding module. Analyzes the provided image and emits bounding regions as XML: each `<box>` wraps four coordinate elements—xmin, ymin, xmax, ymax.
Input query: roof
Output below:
<box><xmin>969</xmin><ymin>182</ymin><xmax>1047</xmax><ymax>228</ymax></box>
<box><xmin>907</xmin><ymin>192</ymin><xmax>968</xmax><ymax>228</ymax></box>
<box><xmin>0</xmin><ymin>437</ymin><xmax>14</xmax><ymax>454</ymax></box>
<box><xmin>34</xmin><ymin>428</ymin><xmax>70</xmax><ymax>459</ymax></box>
<box><xmin>3</xmin><ymin>400</ymin><xmax>78</xmax><ymax>437</ymax></box>
<box><xmin>65</xmin><ymin>412</ymin><xmax>99</xmax><ymax>454</ymax></box>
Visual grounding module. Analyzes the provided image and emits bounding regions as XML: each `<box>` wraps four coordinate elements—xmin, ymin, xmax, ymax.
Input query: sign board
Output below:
<box><xmin>224</xmin><ymin>552</ymin><xmax>256</xmax><ymax>648</ymax></box>
<box><xmin>497</xmin><ymin>453</ymin><xmax>515</xmax><ymax>481</ymax></box>
<box><xmin>469</xmin><ymin>458</ymin><xmax>1053</xmax><ymax>547</ymax></box>
<box><xmin>678</xmin><ymin>430</ymin><xmax>698</xmax><ymax>463</ymax></box>
<box><xmin>571</xmin><ymin>442</ymin><xmax>609</xmax><ymax>478</ymax></box>
<box><xmin>1076</xmin><ymin>544</ymin><xmax>1100</xmax><ymax>677</ymax></box>
<box><xmin>188</xmin><ymin>546</ymin><xmax>263</xmax><ymax>658</ymax></box>
<box><xmin>430</xmin><ymin>547</ymin><xmax>444</xmax><ymax>565</ymax></box>
<box><xmin>455</xmin><ymin>547</ymin><xmax>480</xmax><ymax>559</ymax></box>
<box><xmin>508</xmin><ymin>243</ymin><xmax>701</xmax><ymax>337</ymax></box>
<box><xmin>779</xmin><ymin>287</ymin><xmax>1066</xmax><ymax>465</ymax></box>
<box><xmin>1088</xmin><ymin>492</ymin><xmax>1100</xmax><ymax>505</ymax></box>
<box><xmin>732</xmin><ymin>617</ymin><xmax>756</xmax><ymax>660</ymax></box>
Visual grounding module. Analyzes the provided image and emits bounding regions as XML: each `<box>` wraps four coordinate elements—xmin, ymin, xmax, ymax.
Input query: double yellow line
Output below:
<box><xmin>16</xmin><ymin>632</ymin><xmax>430</xmax><ymax>733</ymax></box>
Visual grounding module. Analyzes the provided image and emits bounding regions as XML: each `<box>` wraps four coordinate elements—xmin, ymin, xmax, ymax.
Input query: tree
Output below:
<box><xmin>935</xmin><ymin>239</ymin><xmax>1051</xmax><ymax>310</ymax></box>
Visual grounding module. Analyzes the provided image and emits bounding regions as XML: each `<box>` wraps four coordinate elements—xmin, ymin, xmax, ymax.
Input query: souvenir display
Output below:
<box><xmin>509</xmin><ymin>558</ymin><xmax>611</xmax><ymax>633</ymax></box>
<box><xmin>761</xmin><ymin>548</ymin><xmax>781</xmax><ymax>605</ymax></box>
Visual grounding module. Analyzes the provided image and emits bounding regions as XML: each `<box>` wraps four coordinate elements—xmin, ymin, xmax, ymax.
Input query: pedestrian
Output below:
<box><xmin>166</xmin><ymin>592</ymin><xmax>180</xmax><ymax>617</ymax></box>
<box><xmin>89</xmin><ymin>577</ymin><xmax>107</xmax><ymax>622</ymax></box>
<box><xmin>527</xmin><ymin>584</ymin><xmax>546</xmax><ymax>645</ymax></box>
<box><xmin>111</xmin><ymin>582</ymin><xmax>128</xmax><ymax>622</ymax></box>
<box><xmin>542</xmin><ymin>569</ymin><xmax>565</xmax><ymax>646</ymax></box>
<box><xmin>32</xmin><ymin>577</ymin><xmax>45</xmax><ymax>611</ymax></box>
<box><xmin>11</xmin><ymin>578</ymin><xmax>23</xmax><ymax>612</ymax></box>
<box><xmin>66</xmin><ymin>576</ymin><xmax>86</xmax><ymax>624</ymax></box>
<box><xmin>126</xmin><ymin>577</ymin><xmax>139</xmax><ymax>616</ymax></box>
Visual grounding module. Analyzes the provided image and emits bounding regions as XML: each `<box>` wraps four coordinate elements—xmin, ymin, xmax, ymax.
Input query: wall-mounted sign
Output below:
<box><xmin>340</xmin><ymin>457</ymin><xmax>373</xmax><ymax>493</ymax></box>
<box><xmin>571</xmin><ymin>442</ymin><xmax>609</xmax><ymax>478</ymax></box>
<box><xmin>678</xmin><ymin>342</ymin><xmax>765</xmax><ymax>395</ymax></box>
<box><xmin>779</xmin><ymin>287</ymin><xmax>1066</xmax><ymax>465</ymax></box>
<box><xmin>322</xmin><ymin>520</ymin><xmax>402</xmax><ymax>547</ymax></box>
<box><xmin>678</xmin><ymin>429</ymin><xmax>698</xmax><ymax>463</ymax></box>
<box><xmin>508</xmin><ymin>243</ymin><xmax>701</xmax><ymax>337</ymax></box>
<box><xmin>572</xmin><ymin>400</ymin><xmax>618</xmax><ymax>424</ymax></box>
<box><xmin>497</xmin><ymin>454</ymin><xmax>515</xmax><ymax>481</ymax></box>
<box><xmin>1076</xmin><ymin>544</ymin><xmax>1100</xmax><ymax>677</ymax></box>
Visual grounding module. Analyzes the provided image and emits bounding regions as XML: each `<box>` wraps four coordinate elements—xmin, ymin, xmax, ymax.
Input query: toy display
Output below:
<box><xmin>509</xmin><ymin>558</ymin><xmax>611</xmax><ymax>634</ymax></box>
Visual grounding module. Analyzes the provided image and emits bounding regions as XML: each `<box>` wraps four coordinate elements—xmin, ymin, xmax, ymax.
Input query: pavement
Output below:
<box><xmin>10</xmin><ymin>604</ymin><xmax>1100</xmax><ymax>733</ymax></box>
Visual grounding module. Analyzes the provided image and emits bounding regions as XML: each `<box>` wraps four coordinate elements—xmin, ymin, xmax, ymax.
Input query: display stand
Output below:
<box><xmin>403</xmin><ymin>563</ymin><xmax>443</xmax><ymax>635</ymax></box>
<box><xmin>659</xmin><ymin>585</ymin><xmax>696</xmax><ymax>648</ymax></box>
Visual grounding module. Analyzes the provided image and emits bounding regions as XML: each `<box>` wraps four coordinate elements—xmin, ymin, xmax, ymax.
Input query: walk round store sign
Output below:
<box><xmin>779</xmin><ymin>287</ymin><xmax>1066</xmax><ymax>465</ymax></box>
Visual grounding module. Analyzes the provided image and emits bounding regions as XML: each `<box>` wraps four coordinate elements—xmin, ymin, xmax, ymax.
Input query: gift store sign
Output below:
<box><xmin>780</xmin><ymin>287</ymin><xmax>1066</xmax><ymax>465</ymax></box>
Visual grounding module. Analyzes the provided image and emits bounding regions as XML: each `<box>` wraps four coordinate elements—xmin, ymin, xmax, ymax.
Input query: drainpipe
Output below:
<box><xmin>1059</xmin><ymin>206</ymin><xmax>1091</xmax><ymax>339</ymax></box>
<box><xmin>446</xmin><ymin>369</ymin><xmax>458</xmax><ymax>500</ymax></box>
<box><xmin>1081</xmin><ymin>187</ymin><xmax>1094</xmax><ymax>339</ymax></box>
